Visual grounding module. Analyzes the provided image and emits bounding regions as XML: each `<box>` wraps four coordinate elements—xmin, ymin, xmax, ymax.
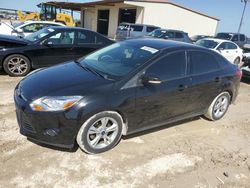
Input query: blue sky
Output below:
<box><xmin>0</xmin><ymin>0</ymin><xmax>250</xmax><ymax>35</ymax></box>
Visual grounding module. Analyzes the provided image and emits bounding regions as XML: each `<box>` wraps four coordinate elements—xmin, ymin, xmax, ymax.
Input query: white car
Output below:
<box><xmin>196</xmin><ymin>38</ymin><xmax>243</xmax><ymax>66</ymax></box>
<box><xmin>0</xmin><ymin>21</ymin><xmax>65</xmax><ymax>37</ymax></box>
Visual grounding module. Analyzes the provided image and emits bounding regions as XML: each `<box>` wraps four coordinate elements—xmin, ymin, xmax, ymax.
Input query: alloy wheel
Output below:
<box><xmin>213</xmin><ymin>95</ymin><xmax>229</xmax><ymax>119</ymax></box>
<box><xmin>87</xmin><ymin>117</ymin><xmax>119</xmax><ymax>149</ymax></box>
<box><xmin>7</xmin><ymin>57</ymin><xmax>28</xmax><ymax>75</ymax></box>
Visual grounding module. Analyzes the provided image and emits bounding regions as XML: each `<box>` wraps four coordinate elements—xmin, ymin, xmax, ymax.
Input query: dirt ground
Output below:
<box><xmin>0</xmin><ymin>73</ymin><xmax>250</xmax><ymax>188</ymax></box>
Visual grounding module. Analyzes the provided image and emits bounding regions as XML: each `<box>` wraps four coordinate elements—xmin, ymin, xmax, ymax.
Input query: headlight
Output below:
<box><xmin>30</xmin><ymin>96</ymin><xmax>83</xmax><ymax>111</ymax></box>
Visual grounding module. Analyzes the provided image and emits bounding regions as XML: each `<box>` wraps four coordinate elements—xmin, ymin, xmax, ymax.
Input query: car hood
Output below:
<box><xmin>0</xmin><ymin>34</ymin><xmax>29</xmax><ymax>46</ymax></box>
<box><xmin>18</xmin><ymin>62</ymin><xmax>114</xmax><ymax>101</ymax></box>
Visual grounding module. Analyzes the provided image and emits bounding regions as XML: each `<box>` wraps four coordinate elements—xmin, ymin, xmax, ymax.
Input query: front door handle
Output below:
<box><xmin>178</xmin><ymin>84</ymin><xmax>188</xmax><ymax>91</ymax></box>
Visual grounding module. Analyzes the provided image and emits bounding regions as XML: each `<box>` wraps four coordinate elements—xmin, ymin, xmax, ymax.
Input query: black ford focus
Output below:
<box><xmin>14</xmin><ymin>38</ymin><xmax>241</xmax><ymax>154</ymax></box>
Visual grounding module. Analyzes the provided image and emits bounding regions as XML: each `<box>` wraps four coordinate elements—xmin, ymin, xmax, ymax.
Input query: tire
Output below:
<box><xmin>76</xmin><ymin>111</ymin><xmax>123</xmax><ymax>154</ymax></box>
<box><xmin>204</xmin><ymin>92</ymin><xmax>231</xmax><ymax>121</ymax></box>
<box><xmin>233</xmin><ymin>57</ymin><xmax>243</xmax><ymax>67</ymax></box>
<box><xmin>3</xmin><ymin>54</ymin><xmax>31</xmax><ymax>77</ymax></box>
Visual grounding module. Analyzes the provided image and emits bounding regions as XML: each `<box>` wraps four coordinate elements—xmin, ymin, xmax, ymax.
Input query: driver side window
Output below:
<box><xmin>46</xmin><ymin>31</ymin><xmax>75</xmax><ymax>45</ymax></box>
<box><xmin>22</xmin><ymin>23</ymin><xmax>45</xmax><ymax>33</ymax></box>
<box><xmin>145</xmin><ymin>51</ymin><xmax>186</xmax><ymax>81</ymax></box>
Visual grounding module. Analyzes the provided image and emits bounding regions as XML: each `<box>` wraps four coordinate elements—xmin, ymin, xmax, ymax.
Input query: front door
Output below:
<box><xmin>97</xmin><ymin>10</ymin><xmax>109</xmax><ymax>36</ymax></box>
<box><xmin>31</xmin><ymin>30</ymin><xmax>76</xmax><ymax>67</ymax></box>
<box><xmin>134</xmin><ymin>51</ymin><xmax>191</xmax><ymax>130</ymax></box>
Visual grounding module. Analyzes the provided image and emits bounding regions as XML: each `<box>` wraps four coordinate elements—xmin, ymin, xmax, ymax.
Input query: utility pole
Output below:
<box><xmin>238</xmin><ymin>0</ymin><xmax>249</xmax><ymax>33</ymax></box>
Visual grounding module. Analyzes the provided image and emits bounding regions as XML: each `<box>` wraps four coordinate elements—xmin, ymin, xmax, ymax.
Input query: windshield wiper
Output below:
<box><xmin>74</xmin><ymin>60</ymin><xmax>113</xmax><ymax>80</ymax></box>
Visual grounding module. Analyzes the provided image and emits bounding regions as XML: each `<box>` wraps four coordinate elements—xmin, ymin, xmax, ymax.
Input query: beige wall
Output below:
<box><xmin>81</xmin><ymin>3</ymin><xmax>139</xmax><ymax>38</ymax></box>
<box><xmin>125</xmin><ymin>1</ymin><xmax>218</xmax><ymax>37</ymax></box>
<box><xmin>80</xmin><ymin>2</ymin><xmax>218</xmax><ymax>38</ymax></box>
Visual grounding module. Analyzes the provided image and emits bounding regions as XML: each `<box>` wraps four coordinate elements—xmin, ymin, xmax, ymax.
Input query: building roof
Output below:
<box><xmin>47</xmin><ymin>0</ymin><xmax>219</xmax><ymax>21</ymax></box>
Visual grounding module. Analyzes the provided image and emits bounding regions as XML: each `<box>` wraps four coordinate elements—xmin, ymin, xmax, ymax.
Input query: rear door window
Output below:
<box><xmin>175</xmin><ymin>32</ymin><xmax>184</xmax><ymax>38</ymax></box>
<box><xmin>240</xmin><ymin>34</ymin><xmax>245</xmax><ymax>41</ymax></box>
<box><xmin>77</xmin><ymin>31</ymin><xmax>109</xmax><ymax>45</ymax></box>
<box><xmin>146</xmin><ymin>51</ymin><xmax>186</xmax><ymax>80</ymax></box>
<box><xmin>227</xmin><ymin>42</ymin><xmax>237</xmax><ymax>49</ymax></box>
<box><xmin>189</xmin><ymin>51</ymin><xmax>220</xmax><ymax>75</ymax></box>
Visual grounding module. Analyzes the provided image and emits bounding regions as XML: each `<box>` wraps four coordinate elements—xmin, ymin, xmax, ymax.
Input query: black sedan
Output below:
<box><xmin>0</xmin><ymin>26</ymin><xmax>114</xmax><ymax>76</ymax></box>
<box><xmin>14</xmin><ymin>38</ymin><xmax>241</xmax><ymax>154</ymax></box>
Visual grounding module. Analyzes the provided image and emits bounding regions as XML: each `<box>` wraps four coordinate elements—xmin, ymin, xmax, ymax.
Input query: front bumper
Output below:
<box><xmin>14</xmin><ymin>88</ymin><xmax>82</xmax><ymax>149</ymax></box>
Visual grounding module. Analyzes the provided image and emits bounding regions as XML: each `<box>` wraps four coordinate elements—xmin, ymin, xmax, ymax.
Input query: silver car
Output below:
<box><xmin>115</xmin><ymin>23</ymin><xmax>160</xmax><ymax>41</ymax></box>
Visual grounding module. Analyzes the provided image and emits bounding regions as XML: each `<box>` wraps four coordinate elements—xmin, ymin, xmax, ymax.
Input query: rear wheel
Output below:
<box><xmin>76</xmin><ymin>111</ymin><xmax>123</xmax><ymax>154</ymax></box>
<box><xmin>3</xmin><ymin>54</ymin><xmax>31</xmax><ymax>76</ymax></box>
<box><xmin>204</xmin><ymin>92</ymin><xmax>231</xmax><ymax>121</ymax></box>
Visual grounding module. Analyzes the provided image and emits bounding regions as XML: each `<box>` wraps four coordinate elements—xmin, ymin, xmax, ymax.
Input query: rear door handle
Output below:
<box><xmin>178</xmin><ymin>84</ymin><xmax>188</xmax><ymax>91</ymax></box>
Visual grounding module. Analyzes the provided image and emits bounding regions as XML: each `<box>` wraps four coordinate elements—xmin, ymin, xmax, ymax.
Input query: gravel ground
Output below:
<box><xmin>0</xmin><ymin>73</ymin><xmax>250</xmax><ymax>188</ymax></box>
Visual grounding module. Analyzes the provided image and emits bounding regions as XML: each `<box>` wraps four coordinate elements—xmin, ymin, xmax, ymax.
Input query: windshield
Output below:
<box><xmin>147</xmin><ymin>29</ymin><xmax>167</xmax><ymax>37</ymax></box>
<box><xmin>25</xmin><ymin>28</ymin><xmax>55</xmax><ymax>42</ymax></box>
<box><xmin>196</xmin><ymin>39</ymin><xmax>219</xmax><ymax>49</ymax></box>
<box><xmin>80</xmin><ymin>42</ymin><xmax>160</xmax><ymax>78</ymax></box>
<box><xmin>12</xmin><ymin>22</ymin><xmax>25</xmax><ymax>28</ymax></box>
<box><xmin>215</xmin><ymin>33</ymin><xmax>233</xmax><ymax>40</ymax></box>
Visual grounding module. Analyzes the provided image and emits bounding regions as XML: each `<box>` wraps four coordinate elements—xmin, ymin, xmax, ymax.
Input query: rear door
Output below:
<box><xmin>74</xmin><ymin>30</ymin><xmax>112</xmax><ymax>60</ymax></box>
<box><xmin>185</xmin><ymin>50</ymin><xmax>222</xmax><ymax>113</ymax></box>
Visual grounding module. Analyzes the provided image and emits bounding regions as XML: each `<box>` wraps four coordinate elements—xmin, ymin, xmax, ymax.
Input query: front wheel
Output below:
<box><xmin>233</xmin><ymin>57</ymin><xmax>244</xmax><ymax>67</ymax></box>
<box><xmin>204</xmin><ymin>92</ymin><xmax>231</xmax><ymax>121</ymax></box>
<box><xmin>3</xmin><ymin>54</ymin><xmax>31</xmax><ymax>76</ymax></box>
<box><xmin>76</xmin><ymin>111</ymin><xmax>123</xmax><ymax>154</ymax></box>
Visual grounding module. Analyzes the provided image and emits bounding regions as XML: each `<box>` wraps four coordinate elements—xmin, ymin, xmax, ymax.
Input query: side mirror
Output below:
<box><xmin>42</xmin><ymin>40</ymin><xmax>53</xmax><ymax>47</ymax></box>
<box><xmin>141</xmin><ymin>75</ymin><xmax>162</xmax><ymax>85</ymax></box>
<box><xmin>217</xmin><ymin>47</ymin><xmax>224</xmax><ymax>52</ymax></box>
<box><xmin>163</xmin><ymin>35</ymin><xmax>169</xmax><ymax>39</ymax></box>
<box><xmin>16</xmin><ymin>28</ymin><xmax>23</xmax><ymax>33</ymax></box>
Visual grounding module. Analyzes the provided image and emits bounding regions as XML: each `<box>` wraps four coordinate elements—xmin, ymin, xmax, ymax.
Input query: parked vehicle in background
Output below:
<box><xmin>190</xmin><ymin>35</ymin><xmax>212</xmax><ymax>42</ymax></box>
<box><xmin>196</xmin><ymin>38</ymin><xmax>243</xmax><ymax>66</ymax></box>
<box><xmin>0</xmin><ymin>26</ymin><xmax>114</xmax><ymax>76</ymax></box>
<box><xmin>241</xmin><ymin>65</ymin><xmax>250</xmax><ymax>79</ymax></box>
<box><xmin>146</xmin><ymin>29</ymin><xmax>192</xmax><ymax>43</ymax></box>
<box><xmin>215</xmin><ymin>32</ymin><xmax>250</xmax><ymax>48</ymax></box>
<box><xmin>242</xmin><ymin>52</ymin><xmax>250</xmax><ymax>67</ymax></box>
<box><xmin>14</xmin><ymin>38</ymin><xmax>242</xmax><ymax>154</ymax></box>
<box><xmin>115</xmin><ymin>23</ymin><xmax>160</xmax><ymax>40</ymax></box>
<box><xmin>0</xmin><ymin>20</ymin><xmax>65</xmax><ymax>37</ymax></box>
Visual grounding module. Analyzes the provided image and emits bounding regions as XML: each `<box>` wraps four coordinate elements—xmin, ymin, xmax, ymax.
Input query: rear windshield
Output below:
<box><xmin>118</xmin><ymin>24</ymin><xmax>143</xmax><ymax>32</ymax></box>
<box><xmin>196</xmin><ymin>39</ymin><xmax>219</xmax><ymax>49</ymax></box>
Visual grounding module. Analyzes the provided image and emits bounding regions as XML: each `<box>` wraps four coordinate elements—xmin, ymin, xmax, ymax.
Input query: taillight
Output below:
<box><xmin>236</xmin><ymin>69</ymin><xmax>242</xmax><ymax>79</ymax></box>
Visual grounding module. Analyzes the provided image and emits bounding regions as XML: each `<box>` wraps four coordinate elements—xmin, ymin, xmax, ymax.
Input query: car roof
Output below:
<box><xmin>156</xmin><ymin>29</ymin><xmax>186</xmax><ymax>33</ymax></box>
<box><xmin>46</xmin><ymin>26</ymin><xmax>94</xmax><ymax>32</ymax></box>
<box><xmin>123</xmin><ymin>38</ymin><xmax>202</xmax><ymax>50</ymax></box>
<box><xmin>23</xmin><ymin>20</ymin><xmax>65</xmax><ymax>25</ymax></box>
<box><xmin>200</xmin><ymin>37</ymin><xmax>235</xmax><ymax>43</ymax></box>
<box><xmin>216</xmin><ymin>32</ymin><xmax>244</xmax><ymax>35</ymax></box>
<box><xmin>119</xmin><ymin>22</ymin><xmax>158</xmax><ymax>27</ymax></box>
